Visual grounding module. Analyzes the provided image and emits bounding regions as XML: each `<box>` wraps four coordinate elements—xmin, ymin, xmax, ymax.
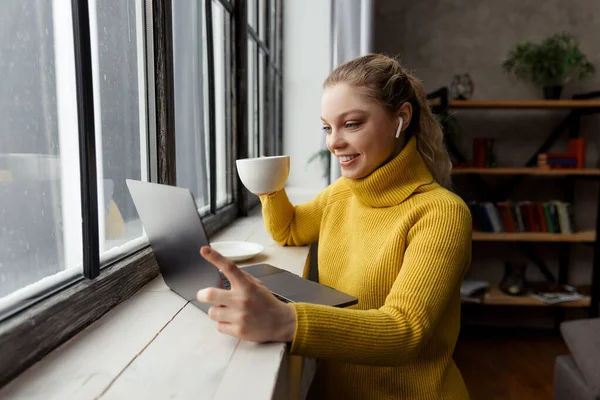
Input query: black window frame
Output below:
<box><xmin>0</xmin><ymin>0</ymin><xmax>283</xmax><ymax>387</ymax></box>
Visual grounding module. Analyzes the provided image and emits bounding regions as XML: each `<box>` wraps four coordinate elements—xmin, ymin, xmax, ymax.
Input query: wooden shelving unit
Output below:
<box><xmin>429</xmin><ymin>99</ymin><xmax>600</xmax><ymax>109</ymax></box>
<box><xmin>472</xmin><ymin>230</ymin><xmax>596</xmax><ymax>243</ymax></box>
<box><xmin>428</xmin><ymin>90</ymin><xmax>600</xmax><ymax>318</ymax></box>
<box><xmin>463</xmin><ymin>285</ymin><xmax>591</xmax><ymax>308</ymax></box>
<box><xmin>453</xmin><ymin>167</ymin><xmax>600</xmax><ymax>176</ymax></box>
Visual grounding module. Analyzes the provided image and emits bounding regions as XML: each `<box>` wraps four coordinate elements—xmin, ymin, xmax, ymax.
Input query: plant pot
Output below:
<box><xmin>543</xmin><ymin>85</ymin><xmax>563</xmax><ymax>100</ymax></box>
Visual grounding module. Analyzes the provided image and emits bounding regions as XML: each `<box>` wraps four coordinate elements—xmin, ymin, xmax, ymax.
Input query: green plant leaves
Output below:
<box><xmin>307</xmin><ymin>149</ymin><xmax>331</xmax><ymax>179</ymax></box>
<box><xmin>502</xmin><ymin>32</ymin><xmax>595</xmax><ymax>87</ymax></box>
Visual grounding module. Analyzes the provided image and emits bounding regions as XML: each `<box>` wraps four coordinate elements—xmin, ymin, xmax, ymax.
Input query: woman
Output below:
<box><xmin>197</xmin><ymin>54</ymin><xmax>472</xmax><ymax>399</ymax></box>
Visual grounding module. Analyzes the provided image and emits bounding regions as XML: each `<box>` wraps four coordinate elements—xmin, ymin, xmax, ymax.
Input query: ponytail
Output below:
<box><xmin>407</xmin><ymin>75</ymin><xmax>452</xmax><ymax>189</ymax></box>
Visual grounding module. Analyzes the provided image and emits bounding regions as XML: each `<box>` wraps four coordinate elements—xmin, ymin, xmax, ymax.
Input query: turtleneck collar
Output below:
<box><xmin>343</xmin><ymin>136</ymin><xmax>434</xmax><ymax>208</ymax></box>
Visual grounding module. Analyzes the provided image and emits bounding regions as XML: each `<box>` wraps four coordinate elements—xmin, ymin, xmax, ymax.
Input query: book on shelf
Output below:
<box><xmin>528</xmin><ymin>283</ymin><xmax>585</xmax><ymax>304</ymax></box>
<box><xmin>537</xmin><ymin>138</ymin><xmax>586</xmax><ymax>169</ymax></box>
<box><xmin>468</xmin><ymin>200</ymin><xmax>575</xmax><ymax>234</ymax></box>
<box><xmin>472</xmin><ymin>138</ymin><xmax>496</xmax><ymax>168</ymax></box>
<box><xmin>461</xmin><ymin>279</ymin><xmax>489</xmax><ymax>303</ymax></box>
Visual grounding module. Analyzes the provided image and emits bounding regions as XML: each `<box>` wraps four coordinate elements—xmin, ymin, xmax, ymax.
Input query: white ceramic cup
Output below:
<box><xmin>236</xmin><ymin>155</ymin><xmax>290</xmax><ymax>194</ymax></box>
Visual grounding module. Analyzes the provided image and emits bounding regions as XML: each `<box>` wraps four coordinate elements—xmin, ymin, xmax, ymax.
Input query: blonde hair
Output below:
<box><xmin>324</xmin><ymin>54</ymin><xmax>452</xmax><ymax>189</ymax></box>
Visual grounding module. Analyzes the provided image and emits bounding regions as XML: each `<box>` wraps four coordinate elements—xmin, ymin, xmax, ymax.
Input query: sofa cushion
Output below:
<box><xmin>555</xmin><ymin>355</ymin><xmax>598</xmax><ymax>400</ymax></box>
<box><xmin>561</xmin><ymin>318</ymin><xmax>600</xmax><ymax>396</ymax></box>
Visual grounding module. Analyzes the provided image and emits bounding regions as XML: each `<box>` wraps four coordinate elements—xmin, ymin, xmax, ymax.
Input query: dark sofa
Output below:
<box><xmin>555</xmin><ymin>318</ymin><xmax>600</xmax><ymax>400</ymax></box>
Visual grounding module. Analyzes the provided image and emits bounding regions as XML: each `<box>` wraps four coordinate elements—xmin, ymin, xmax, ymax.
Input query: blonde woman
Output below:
<box><xmin>197</xmin><ymin>54</ymin><xmax>472</xmax><ymax>399</ymax></box>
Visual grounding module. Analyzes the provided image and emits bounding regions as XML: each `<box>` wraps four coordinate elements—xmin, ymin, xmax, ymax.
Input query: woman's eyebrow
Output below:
<box><xmin>321</xmin><ymin>109</ymin><xmax>367</xmax><ymax>122</ymax></box>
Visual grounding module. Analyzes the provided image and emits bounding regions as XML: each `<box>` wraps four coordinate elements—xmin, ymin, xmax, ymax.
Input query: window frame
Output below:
<box><xmin>0</xmin><ymin>0</ymin><xmax>283</xmax><ymax>387</ymax></box>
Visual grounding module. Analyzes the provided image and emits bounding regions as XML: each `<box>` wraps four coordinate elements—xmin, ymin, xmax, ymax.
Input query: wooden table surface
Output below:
<box><xmin>0</xmin><ymin>187</ymin><xmax>321</xmax><ymax>400</ymax></box>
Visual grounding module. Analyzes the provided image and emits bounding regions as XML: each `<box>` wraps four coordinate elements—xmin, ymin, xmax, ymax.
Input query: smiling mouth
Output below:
<box><xmin>339</xmin><ymin>154</ymin><xmax>359</xmax><ymax>163</ymax></box>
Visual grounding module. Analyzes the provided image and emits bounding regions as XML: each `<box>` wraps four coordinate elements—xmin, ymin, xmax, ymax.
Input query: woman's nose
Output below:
<box><xmin>327</xmin><ymin>128</ymin><xmax>347</xmax><ymax>151</ymax></box>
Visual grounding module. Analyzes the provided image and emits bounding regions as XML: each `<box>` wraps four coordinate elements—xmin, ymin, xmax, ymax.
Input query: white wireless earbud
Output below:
<box><xmin>395</xmin><ymin>117</ymin><xmax>403</xmax><ymax>138</ymax></box>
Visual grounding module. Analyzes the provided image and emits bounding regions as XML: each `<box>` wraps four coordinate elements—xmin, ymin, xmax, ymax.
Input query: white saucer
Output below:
<box><xmin>209</xmin><ymin>241</ymin><xmax>265</xmax><ymax>262</ymax></box>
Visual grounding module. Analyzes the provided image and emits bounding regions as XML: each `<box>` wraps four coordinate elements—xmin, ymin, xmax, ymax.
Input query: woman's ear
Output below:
<box><xmin>397</xmin><ymin>102</ymin><xmax>413</xmax><ymax>131</ymax></box>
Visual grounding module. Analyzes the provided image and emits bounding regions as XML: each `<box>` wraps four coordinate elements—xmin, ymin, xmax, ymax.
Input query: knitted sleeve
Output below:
<box><xmin>259</xmin><ymin>185</ymin><xmax>332</xmax><ymax>247</ymax></box>
<box><xmin>289</xmin><ymin>202</ymin><xmax>472</xmax><ymax>366</ymax></box>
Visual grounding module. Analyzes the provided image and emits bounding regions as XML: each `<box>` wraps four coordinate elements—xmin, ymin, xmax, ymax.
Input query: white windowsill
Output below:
<box><xmin>0</xmin><ymin>187</ymin><xmax>320</xmax><ymax>400</ymax></box>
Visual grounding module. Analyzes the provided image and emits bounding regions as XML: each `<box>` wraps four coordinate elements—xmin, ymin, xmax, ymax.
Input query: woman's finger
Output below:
<box><xmin>200</xmin><ymin>246</ymin><xmax>249</xmax><ymax>289</ymax></box>
<box><xmin>196</xmin><ymin>287</ymin><xmax>236</xmax><ymax>306</ymax></box>
<box><xmin>216</xmin><ymin>321</ymin><xmax>245</xmax><ymax>339</ymax></box>
<box><xmin>207</xmin><ymin>305</ymin><xmax>238</xmax><ymax>323</ymax></box>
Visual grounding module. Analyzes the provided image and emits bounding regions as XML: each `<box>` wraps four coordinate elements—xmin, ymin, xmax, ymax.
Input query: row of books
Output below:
<box><xmin>468</xmin><ymin>201</ymin><xmax>575</xmax><ymax>233</ymax></box>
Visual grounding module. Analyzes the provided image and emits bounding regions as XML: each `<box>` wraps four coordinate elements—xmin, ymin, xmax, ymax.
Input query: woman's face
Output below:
<box><xmin>321</xmin><ymin>83</ymin><xmax>411</xmax><ymax>180</ymax></box>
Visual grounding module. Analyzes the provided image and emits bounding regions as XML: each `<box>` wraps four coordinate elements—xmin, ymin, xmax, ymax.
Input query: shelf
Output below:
<box><xmin>472</xmin><ymin>230</ymin><xmax>596</xmax><ymax>243</ymax></box>
<box><xmin>429</xmin><ymin>99</ymin><xmax>600</xmax><ymax>109</ymax></box>
<box><xmin>463</xmin><ymin>285</ymin><xmax>591</xmax><ymax>308</ymax></box>
<box><xmin>452</xmin><ymin>167</ymin><xmax>600</xmax><ymax>176</ymax></box>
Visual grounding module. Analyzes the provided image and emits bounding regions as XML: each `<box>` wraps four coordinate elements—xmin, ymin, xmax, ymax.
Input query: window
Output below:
<box><xmin>0</xmin><ymin>0</ymin><xmax>83</xmax><ymax>306</ymax></box>
<box><xmin>259</xmin><ymin>50</ymin><xmax>267</xmax><ymax>154</ymax></box>
<box><xmin>259</xmin><ymin>0</ymin><xmax>267</xmax><ymax>41</ymax></box>
<box><xmin>173</xmin><ymin>0</ymin><xmax>234</xmax><ymax>214</ymax></box>
<box><xmin>0</xmin><ymin>0</ymin><xmax>150</xmax><ymax>314</ymax></box>
<box><xmin>248</xmin><ymin>0</ymin><xmax>282</xmax><ymax>160</ymax></box>
<box><xmin>93</xmin><ymin>0</ymin><xmax>149</xmax><ymax>264</ymax></box>
<box><xmin>247</xmin><ymin>0</ymin><xmax>257</xmax><ymax>32</ymax></box>
<box><xmin>248</xmin><ymin>38</ymin><xmax>258</xmax><ymax>158</ymax></box>
<box><xmin>0</xmin><ymin>0</ymin><xmax>284</xmax><ymax>386</ymax></box>
<box><xmin>212</xmin><ymin>1</ymin><xmax>233</xmax><ymax>208</ymax></box>
<box><xmin>172</xmin><ymin>0</ymin><xmax>211</xmax><ymax>209</ymax></box>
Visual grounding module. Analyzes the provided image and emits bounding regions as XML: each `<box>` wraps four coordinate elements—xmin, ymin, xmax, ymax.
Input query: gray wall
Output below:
<box><xmin>374</xmin><ymin>0</ymin><xmax>600</xmax><ymax>291</ymax></box>
<box><xmin>374</xmin><ymin>0</ymin><xmax>600</xmax><ymax>99</ymax></box>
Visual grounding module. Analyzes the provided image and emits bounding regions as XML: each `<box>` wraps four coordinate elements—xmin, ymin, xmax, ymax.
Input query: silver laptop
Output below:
<box><xmin>126</xmin><ymin>180</ymin><xmax>358</xmax><ymax>313</ymax></box>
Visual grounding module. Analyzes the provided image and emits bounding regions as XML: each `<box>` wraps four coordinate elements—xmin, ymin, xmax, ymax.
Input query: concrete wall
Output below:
<box><xmin>282</xmin><ymin>0</ymin><xmax>331</xmax><ymax>190</ymax></box>
<box><xmin>374</xmin><ymin>0</ymin><xmax>600</xmax><ymax>99</ymax></box>
<box><xmin>374</xmin><ymin>0</ymin><xmax>600</xmax><ymax>289</ymax></box>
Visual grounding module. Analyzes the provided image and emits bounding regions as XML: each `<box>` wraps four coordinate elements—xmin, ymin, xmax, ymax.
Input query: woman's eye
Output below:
<box><xmin>322</xmin><ymin>126</ymin><xmax>332</xmax><ymax>133</ymax></box>
<box><xmin>346</xmin><ymin>122</ymin><xmax>361</xmax><ymax>129</ymax></box>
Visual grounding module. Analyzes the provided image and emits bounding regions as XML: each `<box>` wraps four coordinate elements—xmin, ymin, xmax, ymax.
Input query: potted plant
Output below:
<box><xmin>307</xmin><ymin>148</ymin><xmax>331</xmax><ymax>180</ymax></box>
<box><xmin>502</xmin><ymin>32</ymin><xmax>595</xmax><ymax>99</ymax></box>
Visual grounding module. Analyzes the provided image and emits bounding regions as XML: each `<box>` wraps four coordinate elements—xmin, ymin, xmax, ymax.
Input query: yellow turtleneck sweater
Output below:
<box><xmin>260</xmin><ymin>137</ymin><xmax>472</xmax><ymax>400</ymax></box>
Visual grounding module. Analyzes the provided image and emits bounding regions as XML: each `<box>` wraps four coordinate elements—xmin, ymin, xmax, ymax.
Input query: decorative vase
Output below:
<box><xmin>450</xmin><ymin>73</ymin><xmax>474</xmax><ymax>100</ymax></box>
<box><xmin>499</xmin><ymin>262</ymin><xmax>528</xmax><ymax>296</ymax></box>
<box><xmin>543</xmin><ymin>85</ymin><xmax>563</xmax><ymax>100</ymax></box>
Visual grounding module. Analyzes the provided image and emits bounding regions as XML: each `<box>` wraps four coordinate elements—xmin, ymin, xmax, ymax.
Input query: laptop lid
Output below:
<box><xmin>126</xmin><ymin>179</ymin><xmax>221</xmax><ymax>312</ymax></box>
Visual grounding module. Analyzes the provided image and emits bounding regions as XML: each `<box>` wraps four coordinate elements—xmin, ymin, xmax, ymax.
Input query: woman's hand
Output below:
<box><xmin>196</xmin><ymin>246</ymin><xmax>296</xmax><ymax>343</ymax></box>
